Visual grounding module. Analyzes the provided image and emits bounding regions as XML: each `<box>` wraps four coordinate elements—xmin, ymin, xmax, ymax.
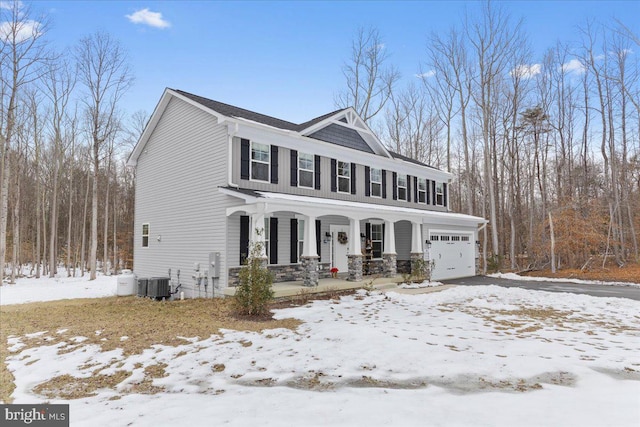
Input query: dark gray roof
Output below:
<box><xmin>388</xmin><ymin>150</ymin><xmax>436</xmax><ymax>168</ymax></box>
<box><xmin>175</xmin><ymin>89</ymin><xmax>346</xmax><ymax>133</ymax></box>
<box><xmin>309</xmin><ymin>123</ymin><xmax>374</xmax><ymax>154</ymax></box>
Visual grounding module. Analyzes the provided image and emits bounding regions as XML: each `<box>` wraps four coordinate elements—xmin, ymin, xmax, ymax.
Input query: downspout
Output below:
<box><xmin>227</xmin><ymin>121</ymin><xmax>239</xmax><ymax>188</ymax></box>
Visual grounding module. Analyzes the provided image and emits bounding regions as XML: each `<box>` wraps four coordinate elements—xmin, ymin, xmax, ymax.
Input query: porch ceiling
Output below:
<box><xmin>220</xmin><ymin>187</ymin><xmax>487</xmax><ymax>226</ymax></box>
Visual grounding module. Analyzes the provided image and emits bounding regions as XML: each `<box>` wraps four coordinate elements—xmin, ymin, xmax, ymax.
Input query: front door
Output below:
<box><xmin>330</xmin><ymin>225</ymin><xmax>349</xmax><ymax>273</ymax></box>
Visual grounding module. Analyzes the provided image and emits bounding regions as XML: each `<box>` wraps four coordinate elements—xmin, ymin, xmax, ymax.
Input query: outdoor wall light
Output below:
<box><xmin>360</xmin><ymin>233</ymin><xmax>366</xmax><ymax>238</ymax></box>
<box><xmin>325</xmin><ymin>232</ymin><xmax>331</xmax><ymax>238</ymax></box>
<box><xmin>157</xmin><ymin>235</ymin><xmax>162</xmax><ymax>242</ymax></box>
<box><xmin>425</xmin><ymin>240</ymin><xmax>432</xmax><ymax>248</ymax></box>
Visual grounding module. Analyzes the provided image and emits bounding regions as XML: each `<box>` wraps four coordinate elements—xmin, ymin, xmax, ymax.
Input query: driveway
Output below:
<box><xmin>442</xmin><ymin>275</ymin><xmax>640</xmax><ymax>301</ymax></box>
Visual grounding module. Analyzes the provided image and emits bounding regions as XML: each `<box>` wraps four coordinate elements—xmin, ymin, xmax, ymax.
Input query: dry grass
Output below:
<box><xmin>523</xmin><ymin>261</ymin><xmax>640</xmax><ymax>283</ymax></box>
<box><xmin>0</xmin><ymin>296</ymin><xmax>300</xmax><ymax>403</ymax></box>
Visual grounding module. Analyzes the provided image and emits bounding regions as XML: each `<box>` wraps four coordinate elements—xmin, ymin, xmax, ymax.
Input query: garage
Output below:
<box><xmin>427</xmin><ymin>232</ymin><xmax>475</xmax><ymax>281</ymax></box>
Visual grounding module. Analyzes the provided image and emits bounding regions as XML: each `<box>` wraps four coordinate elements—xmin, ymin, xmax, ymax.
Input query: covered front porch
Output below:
<box><xmin>221</xmin><ymin>187</ymin><xmax>485</xmax><ymax>288</ymax></box>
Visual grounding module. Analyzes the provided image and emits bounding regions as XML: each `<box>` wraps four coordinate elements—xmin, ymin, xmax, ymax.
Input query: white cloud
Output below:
<box><xmin>562</xmin><ymin>58</ymin><xmax>585</xmax><ymax>74</ymax></box>
<box><xmin>0</xmin><ymin>19</ymin><xmax>41</xmax><ymax>43</ymax></box>
<box><xmin>125</xmin><ymin>8</ymin><xmax>170</xmax><ymax>29</ymax></box>
<box><xmin>509</xmin><ymin>64</ymin><xmax>541</xmax><ymax>79</ymax></box>
<box><xmin>0</xmin><ymin>1</ymin><xmax>24</xmax><ymax>10</ymax></box>
<box><xmin>415</xmin><ymin>70</ymin><xmax>436</xmax><ymax>79</ymax></box>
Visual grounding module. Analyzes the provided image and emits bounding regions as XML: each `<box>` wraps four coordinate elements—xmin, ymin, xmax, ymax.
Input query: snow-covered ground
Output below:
<box><xmin>2</xmin><ymin>275</ymin><xmax>640</xmax><ymax>426</ymax></box>
<box><xmin>490</xmin><ymin>271</ymin><xmax>640</xmax><ymax>288</ymax></box>
<box><xmin>0</xmin><ymin>274</ymin><xmax>117</xmax><ymax>305</ymax></box>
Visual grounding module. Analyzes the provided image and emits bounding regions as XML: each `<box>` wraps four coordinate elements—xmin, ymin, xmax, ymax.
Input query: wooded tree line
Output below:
<box><xmin>1</xmin><ymin>1</ymin><xmax>141</xmax><ymax>282</ymax></box>
<box><xmin>337</xmin><ymin>3</ymin><xmax>639</xmax><ymax>272</ymax></box>
<box><xmin>1</xmin><ymin>1</ymin><xmax>638</xmax><ymax>283</ymax></box>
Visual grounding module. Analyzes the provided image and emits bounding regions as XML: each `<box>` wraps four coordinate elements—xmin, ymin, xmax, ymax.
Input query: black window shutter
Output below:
<box><xmin>270</xmin><ymin>145</ymin><xmax>279</xmax><ymax>184</ymax></box>
<box><xmin>414</xmin><ymin>176</ymin><xmax>418</xmax><ymax>203</ymax></box>
<box><xmin>350</xmin><ymin>163</ymin><xmax>357</xmax><ymax>194</ymax></box>
<box><xmin>443</xmin><ymin>183</ymin><xmax>448</xmax><ymax>208</ymax></box>
<box><xmin>269</xmin><ymin>217</ymin><xmax>278</xmax><ymax>264</ymax></box>
<box><xmin>382</xmin><ymin>170</ymin><xmax>387</xmax><ymax>199</ymax></box>
<box><xmin>290</xmin><ymin>150</ymin><xmax>298</xmax><ymax>187</ymax></box>
<box><xmin>392</xmin><ymin>172</ymin><xmax>398</xmax><ymax>200</ymax></box>
<box><xmin>432</xmin><ymin>181</ymin><xmax>437</xmax><ymax>205</ymax></box>
<box><xmin>315</xmin><ymin>220</ymin><xmax>321</xmax><ymax>261</ymax></box>
<box><xmin>364</xmin><ymin>166</ymin><xmax>370</xmax><ymax>197</ymax></box>
<box><xmin>314</xmin><ymin>155</ymin><xmax>321</xmax><ymax>190</ymax></box>
<box><xmin>365</xmin><ymin>222</ymin><xmax>371</xmax><ymax>240</ymax></box>
<box><xmin>426</xmin><ymin>179</ymin><xmax>431</xmax><ymax>204</ymax></box>
<box><xmin>330</xmin><ymin>159</ymin><xmax>337</xmax><ymax>192</ymax></box>
<box><xmin>240</xmin><ymin>139</ymin><xmax>250</xmax><ymax>180</ymax></box>
<box><xmin>290</xmin><ymin>219</ymin><xmax>298</xmax><ymax>263</ymax></box>
<box><xmin>240</xmin><ymin>215</ymin><xmax>250</xmax><ymax>264</ymax></box>
<box><xmin>407</xmin><ymin>175</ymin><xmax>412</xmax><ymax>202</ymax></box>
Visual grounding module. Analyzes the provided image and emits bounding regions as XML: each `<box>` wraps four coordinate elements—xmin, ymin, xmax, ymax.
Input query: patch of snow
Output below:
<box><xmin>398</xmin><ymin>280</ymin><xmax>444</xmax><ymax>289</ymax></box>
<box><xmin>490</xmin><ymin>272</ymin><xmax>640</xmax><ymax>288</ymax></box>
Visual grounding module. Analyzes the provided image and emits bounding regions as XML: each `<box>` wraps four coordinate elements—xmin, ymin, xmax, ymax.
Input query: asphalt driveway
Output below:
<box><xmin>442</xmin><ymin>275</ymin><xmax>640</xmax><ymax>301</ymax></box>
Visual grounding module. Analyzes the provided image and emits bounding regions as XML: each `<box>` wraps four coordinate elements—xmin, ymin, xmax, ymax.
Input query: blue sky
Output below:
<box><xmin>31</xmin><ymin>1</ymin><xmax>640</xmax><ymax>124</ymax></box>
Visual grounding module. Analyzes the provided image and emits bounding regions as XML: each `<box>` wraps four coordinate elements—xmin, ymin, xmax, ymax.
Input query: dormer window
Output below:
<box><xmin>397</xmin><ymin>174</ymin><xmax>407</xmax><ymax>201</ymax></box>
<box><xmin>251</xmin><ymin>142</ymin><xmax>270</xmax><ymax>182</ymax></box>
<box><xmin>338</xmin><ymin>161</ymin><xmax>350</xmax><ymax>193</ymax></box>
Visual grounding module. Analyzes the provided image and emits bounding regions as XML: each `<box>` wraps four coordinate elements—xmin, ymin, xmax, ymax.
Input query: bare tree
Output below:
<box><xmin>335</xmin><ymin>27</ymin><xmax>400</xmax><ymax>123</ymax></box>
<box><xmin>75</xmin><ymin>31</ymin><xmax>133</xmax><ymax>280</ymax></box>
<box><xmin>0</xmin><ymin>0</ymin><xmax>49</xmax><ymax>281</ymax></box>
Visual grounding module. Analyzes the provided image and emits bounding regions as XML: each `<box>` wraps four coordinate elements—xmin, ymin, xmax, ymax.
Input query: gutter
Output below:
<box><xmin>227</xmin><ymin>121</ymin><xmax>239</xmax><ymax>188</ymax></box>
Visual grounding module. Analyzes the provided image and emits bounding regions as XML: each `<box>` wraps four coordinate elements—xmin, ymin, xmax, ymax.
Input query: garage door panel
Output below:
<box><xmin>429</xmin><ymin>233</ymin><xmax>475</xmax><ymax>281</ymax></box>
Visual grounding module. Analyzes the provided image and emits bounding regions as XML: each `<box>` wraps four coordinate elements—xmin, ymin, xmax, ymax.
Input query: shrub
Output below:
<box><xmin>233</xmin><ymin>229</ymin><xmax>274</xmax><ymax>316</ymax></box>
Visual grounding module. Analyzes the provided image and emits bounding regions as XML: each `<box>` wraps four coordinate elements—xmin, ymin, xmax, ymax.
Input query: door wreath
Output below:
<box><xmin>337</xmin><ymin>231</ymin><xmax>348</xmax><ymax>245</ymax></box>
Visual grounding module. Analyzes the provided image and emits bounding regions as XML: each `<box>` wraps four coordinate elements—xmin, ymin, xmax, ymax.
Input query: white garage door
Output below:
<box><xmin>428</xmin><ymin>233</ymin><xmax>475</xmax><ymax>281</ymax></box>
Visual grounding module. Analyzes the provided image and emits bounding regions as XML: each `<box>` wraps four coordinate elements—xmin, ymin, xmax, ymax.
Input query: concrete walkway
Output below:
<box><xmin>221</xmin><ymin>275</ymin><xmax>455</xmax><ymax>298</ymax></box>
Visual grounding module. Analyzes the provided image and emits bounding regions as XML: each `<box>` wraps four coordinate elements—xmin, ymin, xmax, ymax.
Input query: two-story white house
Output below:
<box><xmin>127</xmin><ymin>88</ymin><xmax>486</xmax><ymax>297</ymax></box>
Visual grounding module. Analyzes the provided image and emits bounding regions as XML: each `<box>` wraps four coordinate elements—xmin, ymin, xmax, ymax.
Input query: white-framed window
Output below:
<box><xmin>436</xmin><ymin>182</ymin><xmax>444</xmax><ymax>206</ymax></box>
<box><xmin>338</xmin><ymin>161</ymin><xmax>350</xmax><ymax>193</ymax></box>
<box><xmin>142</xmin><ymin>223</ymin><xmax>149</xmax><ymax>248</ymax></box>
<box><xmin>251</xmin><ymin>142</ymin><xmax>270</xmax><ymax>182</ymax></box>
<box><xmin>298</xmin><ymin>152</ymin><xmax>314</xmax><ymax>188</ymax></box>
<box><xmin>370</xmin><ymin>168</ymin><xmax>382</xmax><ymax>198</ymax></box>
<box><xmin>297</xmin><ymin>219</ymin><xmax>305</xmax><ymax>262</ymax></box>
<box><xmin>418</xmin><ymin>178</ymin><xmax>426</xmax><ymax>203</ymax></box>
<box><xmin>371</xmin><ymin>223</ymin><xmax>383</xmax><ymax>259</ymax></box>
<box><xmin>397</xmin><ymin>174</ymin><xmax>407</xmax><ymax>201</ymax></box>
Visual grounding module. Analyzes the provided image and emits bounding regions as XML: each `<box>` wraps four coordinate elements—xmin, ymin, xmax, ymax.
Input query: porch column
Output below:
<box><xmin>251</xmin><ymin>212</ymin><xmax>267</xmax><ymax>259</ymax></box>
<box><xmin>347</xmin><ymin>218</ymin><xmax>363</xmax><ymax>281</ymax></box>
<box><xmin>301</xmin><ymin>214</ymin><xmax>319</xmax><ymax>287</ymax></box>
<box><xmin>382</xmin><ymin>220</ymin><xmax>397</xmax><ymax>277</ymax></box>
<box><xmin>410</xmin><ymin>221</ymin><xmax>424</xmax><ymax>278</ymax></box>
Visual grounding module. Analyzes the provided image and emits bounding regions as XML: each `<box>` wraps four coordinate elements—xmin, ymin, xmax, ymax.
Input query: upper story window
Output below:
<box><xmin>397</xmin><ymin>174</ymin><xmax>407</xmax><ymax>201</ymax></box>
<box><xmin>418</xmin><ymin>178</ymin><xmax>426</xmax><ymax>203</ymax></box>
<box><xmin>338</xmin><ymin>161</ymin><xmax>351</xmax><ymax>193</ymax></box>
<box><xmin>298</xmin><ymin>152</ymin><xmax>314</xmax><ymax>188</ymax></box>
<box><xmin>142</xmin><ymin>223</ymin><xmax>149</xmax><ymax>248</ymax></box>
<box><xmin>436</xmin><ymin>182</ymin><xmax>444</xmax><ymax>206</ymax></box>
<box><xmin>370</xmin><ymin>168</ymin><xmax>382</xmax><ymax>198</ymax></box>
<box><xmin>251</xmin><ymin>142</ymin><xmax>270</xmax><ymax>181</ymax></box>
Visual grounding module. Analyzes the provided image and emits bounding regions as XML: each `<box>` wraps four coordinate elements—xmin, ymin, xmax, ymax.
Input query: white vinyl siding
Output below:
<box><xmin>251</xmin><ymin>142</ymin><xmax>270</xmax><ymax>182</ymax></box>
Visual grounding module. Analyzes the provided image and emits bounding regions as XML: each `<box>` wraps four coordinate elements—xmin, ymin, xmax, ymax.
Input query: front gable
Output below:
<box><xmin>299</xmin><ymin>108</ymin><xmax>392</xmax><ymax>158</ymax></box>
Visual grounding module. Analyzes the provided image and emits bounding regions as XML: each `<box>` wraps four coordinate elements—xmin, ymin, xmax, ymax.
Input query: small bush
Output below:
<box><xmin>233</xmin><ymin>230</ymin><xmax>274</xmax><ymax>316</ymax></box>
